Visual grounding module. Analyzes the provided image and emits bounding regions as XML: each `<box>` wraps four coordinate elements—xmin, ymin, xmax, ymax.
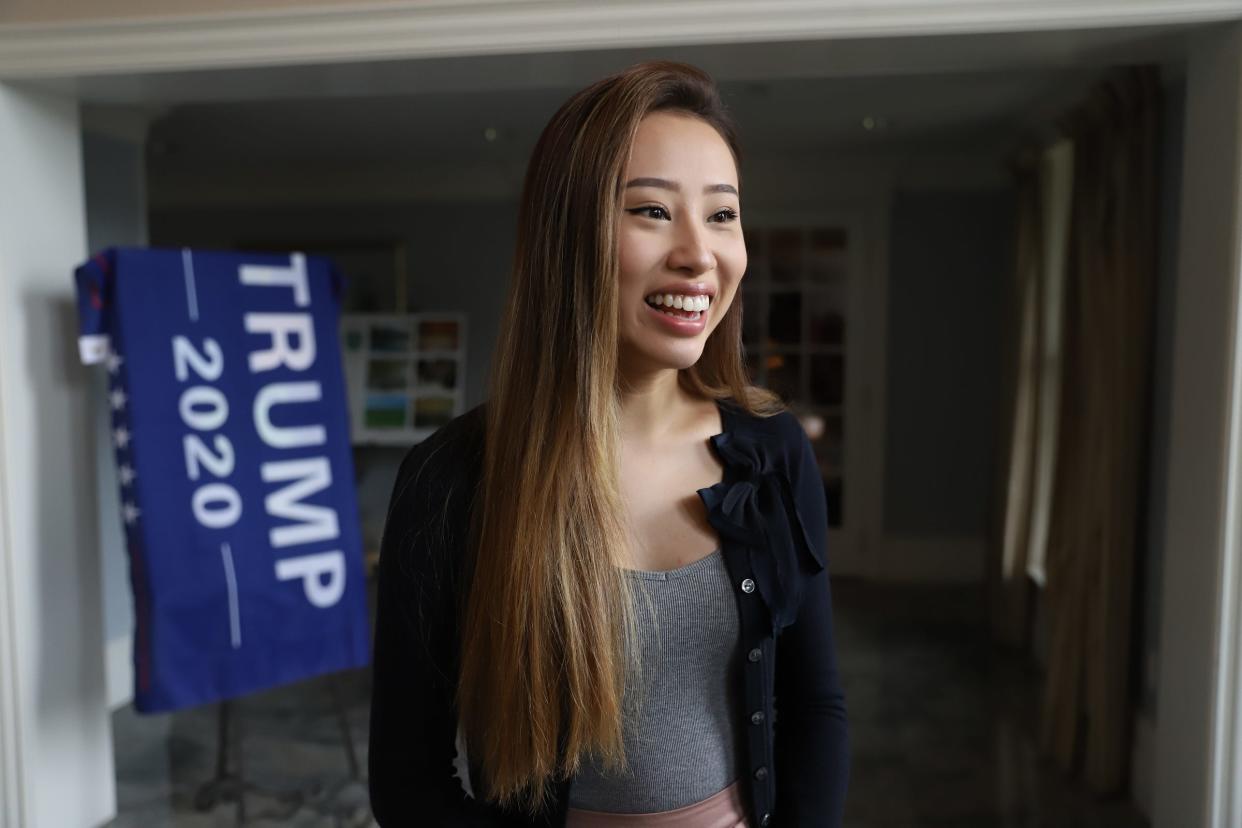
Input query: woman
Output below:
<box><xmin>368</xmin><ymin>60</ymin><xmax>849</xmax><ymax>827</ymax></box>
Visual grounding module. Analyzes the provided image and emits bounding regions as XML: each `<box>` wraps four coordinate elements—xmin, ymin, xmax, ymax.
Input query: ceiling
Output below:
<box><xmin>65</xmin><ymin>24</ymin><xmax>1195</xmax><ymax>186</ymax></box>
<box><xmin>136</xmin><ymin>68</ymin><xmax>1103</xmax><ymax>172</ymax></box>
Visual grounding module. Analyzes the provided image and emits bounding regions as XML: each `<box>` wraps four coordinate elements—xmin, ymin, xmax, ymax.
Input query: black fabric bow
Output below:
<box><xmin>697</xmin><ymin>429</ymin><xmax>826</xmax><ymax>633</ymax></box>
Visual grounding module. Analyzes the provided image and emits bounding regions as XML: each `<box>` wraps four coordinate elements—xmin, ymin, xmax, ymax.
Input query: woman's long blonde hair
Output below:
<box><xmin>456</xmin><ymin>59</ymin><xmax>783</xmax><ymax>816</ymax></box>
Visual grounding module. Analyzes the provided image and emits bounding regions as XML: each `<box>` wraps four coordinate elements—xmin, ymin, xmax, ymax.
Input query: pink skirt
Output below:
<box><xmin>564</xmin><ymin>779</ymin><xmax>750</xmax><ymax>828</ymax></box>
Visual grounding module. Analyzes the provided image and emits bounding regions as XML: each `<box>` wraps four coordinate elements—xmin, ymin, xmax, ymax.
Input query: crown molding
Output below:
<box><xmin>0</xmin><ymin>0</ymin><xmax>1240</xmax><ymax>80</ymax></box>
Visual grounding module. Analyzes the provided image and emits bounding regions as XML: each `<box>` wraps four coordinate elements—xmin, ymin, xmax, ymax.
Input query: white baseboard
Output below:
<box><xmin>877</xmin><ymin>535</ymin><xmax>985</xmax><ymax>583</ymax></box>
<box><xmin>105</xmin><ymin>633</ymin><xmax>133</xmax><ymax>712</ymax></box>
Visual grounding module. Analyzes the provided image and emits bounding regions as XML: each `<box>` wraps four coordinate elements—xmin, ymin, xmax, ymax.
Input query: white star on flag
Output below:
<box><xmin>118</xmin><ymin>464</ymin><xmax>136</xmax><ymax>486</ymax></box>
<box><xmin>113</xmin><ymin>426</ymin><xmax>131</xmax><ymax>450</ymax></box>
<box><xmin>105</xmin><ymin>351</ymin><xmax>124</xmax><ymax>374</ymax></box>
<box><xmin>122</xmin><ymin>502</ymin><xmax>141</xmax><ymax>525</ymax></box>
<box><xmin>109</xmin><ymin>388</ymin><xmax>128</xmax><ymax>411</ymax></box>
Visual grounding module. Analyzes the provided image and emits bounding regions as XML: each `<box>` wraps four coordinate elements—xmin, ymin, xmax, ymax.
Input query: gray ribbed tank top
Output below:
<box><xmin>567</xmin><ymin>549</ymin><xmax>745</xmax><ymax>813</ymax></box>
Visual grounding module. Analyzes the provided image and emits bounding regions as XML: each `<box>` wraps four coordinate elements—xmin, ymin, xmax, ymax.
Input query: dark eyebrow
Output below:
<box><xmin>624</xmin><ymin>177</ymin><xmax>738</xmax><ymax>196</ymax></box>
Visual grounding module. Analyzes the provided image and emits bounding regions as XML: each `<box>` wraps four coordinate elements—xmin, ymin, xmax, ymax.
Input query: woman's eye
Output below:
<box><xmin>626</xmin><ymin>206</ymin><xmax>738</xmax><ymax>223</ymax></box>
<box><xmin>628</xmin><ymin>206</ymin><xmax>670</xmax><ymax>220</ymax></box>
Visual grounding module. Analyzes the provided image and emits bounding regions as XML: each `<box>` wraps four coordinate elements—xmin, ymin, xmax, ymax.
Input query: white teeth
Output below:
<box><xmin>645</xmin><ymin>293</ymin><xmax>711</xmax><ymax>311</ymax></box>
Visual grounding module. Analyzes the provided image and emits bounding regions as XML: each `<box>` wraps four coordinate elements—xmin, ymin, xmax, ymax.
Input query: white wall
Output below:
<box><xmin>0</xmin><ymin>83</ymin><xmax>115</xmax><ymax>827</ymax></box>
<box><xmin>882</xmin><ymin>188</ymin><xmax>1014</xmax><ymax>582</ymax></box>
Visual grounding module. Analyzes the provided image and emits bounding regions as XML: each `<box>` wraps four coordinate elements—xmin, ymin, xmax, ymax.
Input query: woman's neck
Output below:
<box><xmin>618</xmin><ymin>368</ymin><xmax>698</xmax><ymax>446</ymax></box>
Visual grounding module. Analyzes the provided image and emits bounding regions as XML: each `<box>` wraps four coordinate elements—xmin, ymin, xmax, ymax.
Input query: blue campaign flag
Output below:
<box><xmin>74</xmin><ymin>247</ymin><xmax>370</xmax><ymax>713</ymax></box>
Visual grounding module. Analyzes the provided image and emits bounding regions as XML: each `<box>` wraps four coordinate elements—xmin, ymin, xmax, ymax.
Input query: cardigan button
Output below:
<box><xmin>747</xmin><ymin>647</ymin><xmax>762</xmax><ymax>662</ymax></box>
<box><xmin>750</xmin><ymin>710</ymin><xmax>765</xmax><ymax>725</ymax></box>
<box><xmin>754</xmin><ymin>765</ymin><xmax>768</xmax><ymax>781</ymax></box>
<box><xmin>760</xmin><ymin>813</ymin><xmax>771</xmax><ymax>826</ymax></box>
<box><xmin>740</xmin><ymin>577</ymin><xmax>755</xmax><ymax>593</ymax></box>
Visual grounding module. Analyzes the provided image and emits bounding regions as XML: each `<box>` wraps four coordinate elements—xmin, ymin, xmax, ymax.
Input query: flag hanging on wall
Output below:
<box><xmin>73</xmin><ymin>247</ymin><xmax>370</xmax><ymax>714</ymax></box>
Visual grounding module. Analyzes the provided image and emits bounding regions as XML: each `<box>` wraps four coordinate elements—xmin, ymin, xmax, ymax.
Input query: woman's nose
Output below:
<box><xmin>666</xmin><ymin>219</ymin><xmax>716</xmax><ymax>275</ymax></box>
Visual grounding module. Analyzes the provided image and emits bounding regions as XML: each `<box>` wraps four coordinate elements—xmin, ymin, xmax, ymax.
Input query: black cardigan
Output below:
<box><xmin>368</xmin><ymin>397</ymin><xmax>849</xmax><ymax>826</ymax></box>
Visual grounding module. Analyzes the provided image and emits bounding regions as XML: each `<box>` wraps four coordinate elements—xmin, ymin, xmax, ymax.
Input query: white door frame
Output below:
<box><xmin>3</xmin><ymin>3</ymin><xmax>1242</xmax><ymax>827</ymax></box>
<box><xmin>0</xmin><ymin>84</ymin><xmax>114</xmax><ymax>828</ymax></box>
<box><xmin>1156</xmin><ymin>20</ymin><xmax>1242</xmax><ymax>828</ymax></box>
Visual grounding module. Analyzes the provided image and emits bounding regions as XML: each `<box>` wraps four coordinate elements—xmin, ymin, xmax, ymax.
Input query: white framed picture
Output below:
<box><xmin>340</xmin><ymin>312</ymin><xmax>467</xmax><ymax>445</ymax></box>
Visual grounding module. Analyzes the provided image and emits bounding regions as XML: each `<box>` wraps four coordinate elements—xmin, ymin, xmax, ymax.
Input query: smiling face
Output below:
<box><xmin>616</xmin><ymin>110</ymin><xmax>746</xmax><ymax>379</ymax></box>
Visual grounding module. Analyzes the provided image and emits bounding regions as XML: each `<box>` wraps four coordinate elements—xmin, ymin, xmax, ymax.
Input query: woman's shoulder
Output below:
<box><xmin>383</xmin><ymin>403</ymin><xmax>487</xmax><ymax>551</ymax></box>
<box><xmin>394</xmin><ymin>402</ymin><xmax>487</xmax><ymax>488</ymax></box>
<box><xmin>720</xmin><ymin>397</ymin><xmax>820</xmax><ymax>494</ymax></box>
<box><xmin>723</xmin><ymin>397</ymin><xmax>809</xmax><ymax>452</ymax></box>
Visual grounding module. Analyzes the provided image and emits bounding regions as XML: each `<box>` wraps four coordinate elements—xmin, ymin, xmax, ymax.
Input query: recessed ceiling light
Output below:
<box><xmin>862</xmin><ymin>116</ymin><xmax>889</xmax><ymax>132</ymax></box>
<box><xmin>484</xmin><ymin>127</ymin><xmax>498</xmax><ymax>142</ymax></box>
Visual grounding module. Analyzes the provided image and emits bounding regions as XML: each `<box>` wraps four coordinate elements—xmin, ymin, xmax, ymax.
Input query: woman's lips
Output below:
<box><xmin>645</xmin><ymin>299</ymin><xmax>708</xmax><ymax>335</ymax></box>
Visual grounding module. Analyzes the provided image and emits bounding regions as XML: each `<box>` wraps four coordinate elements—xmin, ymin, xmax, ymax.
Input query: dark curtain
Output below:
<box><xmin>1039</xmin><ymin>66</ymin><xmax>1160</xmax><ymax>793</ymax></box>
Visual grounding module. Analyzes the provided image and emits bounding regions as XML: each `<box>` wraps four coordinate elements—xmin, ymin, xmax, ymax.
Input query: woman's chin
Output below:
<box><xmin>642</xmin><ymin>345</ymin><xmax>706</xmax><ymax>373</ymax></box>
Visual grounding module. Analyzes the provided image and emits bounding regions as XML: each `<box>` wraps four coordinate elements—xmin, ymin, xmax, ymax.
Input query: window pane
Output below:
<box><xmin>808</xmin><ymin>285</ymin><xmax>846</xmax><ymax>345</ymax></box>
<box><xmin>768</xmin><ymin>292</ymin><xmax>801</xmax><ymax>345</ymax></box>
<box><xmin>813</xmin><ymin>413</ymin><xmax>844</xmax><ymax>475</ymax></box>
<box><xmin>809</xmin><ymin>354</ymin><xmax>843</xmax><ymax>406</ymax></box>
<box><xmin>824</xmin><ymin>476</ymin><xmax>843</xmax><ymax>528</ymax></box>
<box><xmin>809</xmin><ymin>227</ymin><xmax>848</xmax><ymax>284</ymax></box>
<box><xmin>741</xmin><ymin>290</ymin><xmax>762</xmax><ymax>345</ymax></box>
<box><xmin>766</xmin><ymin>352</ymin><xmax>800</xmax><ymax>402</ymax></box>
<box><xmin>745</xmin><ymin>350</ymin><xmax>763</xmax><ymax>384</ymax></box>
<box><xmin>769</xmin><ymin>228</ymin><xmax>803</xmax><ymax>283</ymax></box>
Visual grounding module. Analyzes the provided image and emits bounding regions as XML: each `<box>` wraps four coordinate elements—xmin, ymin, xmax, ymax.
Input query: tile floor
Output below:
<box><xmin>832</xmin><ymin>583</ymin><xmax>1148</xmax><ymax>828</ymax></box>
<box><xmin>107</xmin><ymin>582</ymin><xmax>1149</xmax><ymax>827</ymax></box>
